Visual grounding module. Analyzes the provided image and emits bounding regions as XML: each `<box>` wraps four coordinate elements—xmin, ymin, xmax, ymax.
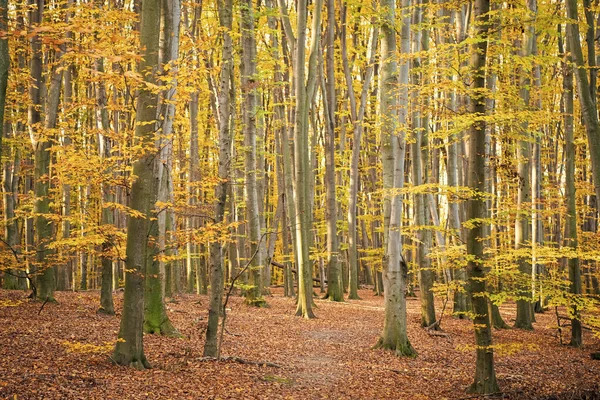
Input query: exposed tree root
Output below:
<box><xmin>373</xmin><ymin>337</ymin><xmax>417</xmax><ymax>357</ymax></box>
<box><xmin>96</xmin><ymin>307</ymin><xmax>115</xmax><ymax>316</ymax></box>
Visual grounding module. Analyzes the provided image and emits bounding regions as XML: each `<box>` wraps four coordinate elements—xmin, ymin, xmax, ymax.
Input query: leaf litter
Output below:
<box><xmin>0</xmin><ymin>288</ymin><xmax>599</xmax><ymax>399</ymax></box>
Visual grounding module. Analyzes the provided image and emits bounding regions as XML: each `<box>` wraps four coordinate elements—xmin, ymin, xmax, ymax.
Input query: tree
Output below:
<box><xmin>203</xmin><ymin>0</ymin><xmax>233</xmax><ymax>357</ymax></box>
<box><xmin>562</xmin><ymin>29</ymin><xmax>582</xmax><ymax>348</ymax></box>
<box><xmin>0</xmin><ymin>0</ymin><xmax>7</xmax><ymax>165</ymax></box>
<box><xmin>242</xmin><ymin>0</ymin><xmax>266</xmax><ymax>307</ymax></box>
<box><xmin>323</xmin><ymin>0</ymin><xmax>343</xmax><ymax>302</ymax></box>
<box><xmin>566</xmin><ymin>0</ymin><xmax>600</xmax><ymax>204</ymax></box>
<box><xmin>112</xmin><ymin>0</ymin><xmax>162</xmax><ymax>369</ymax></box>
<box><xmin>465</xmin><ymin>0</ymin><xmax>500</xmax><ymax>393</ymax></box>
<box><xmin>291</xmin><ymin>0</ymin><xmax>322</xmax><ymax>319</ymax></box>
<box><xmin>343</xmin><ymin>4</ymin><xmax>378</xmax><ymax>303</ymax></box>
<box><xmin>96</xmin><ymin>57</ymin><xmax>115</xmax><ymax>316</ymax></box>
<box><xmin>143</xmin><ymin>0</ymin><xmax>180</xmax><ymax>336</ymax></box>
<box><xmin>374</xmin><ymin>0</ymin><xmax>415</xmax><ymax>356</ymax></box>
<box><xmin>411</xmin><ymin>0</ymin><xmax>436</xmax><ymax>328</ymax></box>
<box><xmin>27</xmin><ymin>0</ymin><xmax>59</xmax><ymax>301</ymax></box>
<box><xmin>514</xmin><ymin>0</ymin><xmax>537</xmax><ymax>330</ymax></box>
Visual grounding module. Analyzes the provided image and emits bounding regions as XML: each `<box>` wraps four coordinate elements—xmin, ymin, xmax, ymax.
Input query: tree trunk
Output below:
<box><xmin>143</xmin><ymin>0</ymin><xmax>180</xmax><ymax>336</ymax></box>
<box><xmin>514</xmin><ymin>0</ymin><xmax>536</xmax><ymax>330</ymax></box>
<box><xmin>465</xmin><ymin>0</ymin><xmax>500</xmax><ymax>393</ymax></box>
<box><xmin>0</xmin><ymin>0</ymin><xmax>8</xmax><ymax>272</ymax></box>
<box><xmin>34</xmin><ymin>49</ymin><xmax>63</xmax><ymax>301</ymax></box>
<box><xmin>293</xmin><ymin>0</ymin><xmax>321</xmax><ymax>319</ymax></box>
<box><xmin>562</xmin><ymin>35</ymin><xmax>583</xmax><ymax>348</ymax></box>
<box><xmin>203</xmin><ymin>0</ymin><xmax>233</xmax><ymax>357</ymax></box>
<box><xmin>323</xmin><ymin>0</ymin><xmax>343</xmax><ymax>302</ymax></box>
<box><xmin>112</xmin><ymin>0</ymin><xmax>162</xmax><ymax>369</ymax></box>
<box><xmin>241</xmin><ymin>0</ymin><xmax>265</xmax><ymax>306</ymax></box>
<box><xmin>374</xmin><ymin>0</ymin><xmax>414</xmax><ymax>356</ymax></box>
<box><xmin>411</xmin><ymin>1</ymin><xmax>436</xmax><ymax>328</ymax></box>
<box><xmin>566</xmin><ymin>0</ymin><xmax>600</xmax><ymax>206</ymax></box>
<box><xmin>343</xmin><ymin>6</ymin><xmax>378</xmax><ymax>302</ymax></box>
<box><xmin>2</xmin><ymin>146</ymin><xmax>23</xmax><ymax>290</ymax></box>
<box><xmin>96</xmin><ymin>58</ymin><xmax>115</xmax><ymax>315</ymax></box>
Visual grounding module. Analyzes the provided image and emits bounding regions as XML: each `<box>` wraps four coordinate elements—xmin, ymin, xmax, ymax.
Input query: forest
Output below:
<box><xmin>1</xmin><ymin>0</ymin><xmax>600</xmax><ymax>397</ymax></box>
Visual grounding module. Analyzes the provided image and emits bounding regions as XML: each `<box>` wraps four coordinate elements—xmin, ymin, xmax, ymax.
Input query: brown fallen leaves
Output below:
<box><xmin>0</xmin><ymin>288</ymin><xmax>599</xmax><ymax>399</ymax></box>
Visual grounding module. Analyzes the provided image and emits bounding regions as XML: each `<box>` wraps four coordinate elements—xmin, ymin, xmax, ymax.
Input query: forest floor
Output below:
<box><xmin>1</xmin><ymin>288</ymin><xmax>599</xmax><ymax>400</ymax></box>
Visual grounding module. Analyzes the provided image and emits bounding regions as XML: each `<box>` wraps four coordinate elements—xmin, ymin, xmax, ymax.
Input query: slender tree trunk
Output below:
<box><xmin>343</xmin><ymin>8</ymin><xmax>378</xmax><ymax>302</ymax></box>
<box><xmin>203</xmin><ymin>0</ymin><xmax>233</xmax><ymax>356</ymax></box>
<box><xmin>241</xmin><ymin>0</ymin><xmax>265</xmax><ymax>306</ymax></box>
<box><xmin>323</xmin><ymin>0</ymin><xmax>343</xmax><ymax>302</ymax></box>
<box><xmin>514</xmin><ymin>0</ymin><xmax>536</xmax><ymax>330</ymax></box>
<box><xmin>34</xmin><ymin>49</ymin><xmax>63</xmax><ymax>301</ymax></box>
<box><xmin>465</xmin><ymin>0</ymin><xmax>499</xmax><ymax>393</ymax></box>
<box><xmin>562</xmin><ymin>34</ymin><xmax>583</xmax><ymax>348</ymax></box>
<box><xmin>95</xmin><ymin>58</ymin><xmax>115</xmax><ymax>315</ymax></box>
<box><xmin>411</xmin><ymin>1</ymin><xmax>436</xmax><ymax>328</ymax></box>
<box><xmin>0</xmin><ymin>0</ymin><xmax>7</xmax><ymax>201</ymax></box>
<box><xmin>293</xmin><ymin>0</ymin><xmax>321</xmax><ymax>319</ymax></box>
<box><xmin>2</xmin><ymin>146</ymin><xmax>22</xmax><ymax>289</ymax></box>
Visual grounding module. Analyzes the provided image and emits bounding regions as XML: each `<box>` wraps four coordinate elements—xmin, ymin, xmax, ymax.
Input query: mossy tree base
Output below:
<box><xmin>322</xmin><ymin>293</ymin><xmax>344</xmax><ymax>302</ymax></box>
<box><xmin>245</xmin><ymin>297</ymin><xmax>268</xmax><ymax>308</ymax></box>
<box><xmin>373</xmin><ymin>337</ymin><xmax>417</xmax><ymax>358</ymax></box>
<box><xmin>143</xmin><ymin>319</ymin><xmax>180</xmax><ymax>337</ymax></box>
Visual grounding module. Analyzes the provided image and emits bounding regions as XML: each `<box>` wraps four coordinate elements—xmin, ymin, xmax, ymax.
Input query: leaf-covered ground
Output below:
<box><xmin>1</xmin><ymin>288</ymin><xmax>599</xmax><ymax>399</ymax></box>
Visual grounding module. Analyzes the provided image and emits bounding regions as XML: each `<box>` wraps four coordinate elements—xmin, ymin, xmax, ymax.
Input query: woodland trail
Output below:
<box><xmin>0</xmin><ymin>288</ymin><xmax>599</xmax><ymax>399</ymax></box>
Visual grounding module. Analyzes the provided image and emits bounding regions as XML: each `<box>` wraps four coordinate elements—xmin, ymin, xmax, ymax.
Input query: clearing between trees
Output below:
<box><xmin>1</xmin><ymin>288</ymin><xmax>599</xmax><ymax>399</ymax></box>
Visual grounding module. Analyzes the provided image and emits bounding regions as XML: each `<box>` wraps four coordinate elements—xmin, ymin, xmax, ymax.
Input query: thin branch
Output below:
<box><xmin>217</xmin><ymin>230</ymin><xmax>278</xmax><ymax>360</ymax></box>
<box><xmin>38</xmin><ymin>296</ymin><xmax>50</xmax><ymax>315</ymax></box>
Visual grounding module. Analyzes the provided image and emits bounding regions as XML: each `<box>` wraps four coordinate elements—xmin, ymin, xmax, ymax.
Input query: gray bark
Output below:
<box><xmin>465</xmin><ymin>0</ymin><xmax>500</xmax><ymax>393</ymax></box>
<box><xmin>374</xmin><ymin>0</ymin><xmax>415</xmax><ymax>356</ymax></box>
<box><xmin>241</xmin><ymin>0</ymin><xmax>265</xmax><ymax>306</ymax></box>
<box><xmin>113</xmin><ymin>0</ymin><xmax>162</xmax><ymax>369</ymax></box>
<box><xmin>203</xmin><ymin>0</ymin><xmax>233</xmax><ymax>356</ymax></box>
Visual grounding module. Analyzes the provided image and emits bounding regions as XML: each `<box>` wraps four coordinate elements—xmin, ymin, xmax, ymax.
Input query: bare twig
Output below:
<box><xmin>38</xmin><ymin>297</ymin><xmax>50</xmax><ymax>315</ymax></box>
<box><xmin>555</xmin><ymin>306</ymin><xmax>563</xmax><ymax>345</ymax></box>
<box><xmin>426</xmin><ymin>294</ymin><xmax>450</xmax><ymax>332</ymax></box>
<box><xmin>0</xmin><ymin>237</ymin><xmax>37</xmax><ymax>298</ymax></box>
<box><xmin>224</xmin><ymin>327</ymin><xmax>242</xmax><ymax>337</ymax></box>
<box><xmin>217</xmin><ymin>231</ymin><xmax>277</xmax><ymax>360</ymax></box>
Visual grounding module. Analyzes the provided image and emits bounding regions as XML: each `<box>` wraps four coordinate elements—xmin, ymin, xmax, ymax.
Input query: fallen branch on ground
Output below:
<box><xmin>426</xmin><ymin>330</ymin><xmax>451</xmax><ymax>340</ymax></box>
<box><xmin>199</xmin><ymin>356</ymin><xmax>281</xmax><ymax>368</ymax></box>
<box><xmin>38</xmin><ymin>296</ymin><xmax>50</xmax><ymax>315</ymax></box>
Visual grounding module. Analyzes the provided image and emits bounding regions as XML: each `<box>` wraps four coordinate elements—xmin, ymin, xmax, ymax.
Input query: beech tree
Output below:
<box><xmin>289</xmin><ymin>0</ymin><xmax>322</xmax><ymax>319</ymax></box>
<box><xmin>374</xmin><ymin>0</ymin><xmax>415</xmax><ymax>356</ymax></box>
<box><xmin>203</xmin><ymin>0</ymin><xmax>233</xmax><ymax>357</ymax></box>
<box><xmin>112</xmin><ymin>0</ymin><xmax>162</xmax><ymax>369</ymax></box>
<box><xmin>242</xmin><ymin>0</ymin><xmax>265</xmax><ymax>307</ymax></box>
<box><xmin>465</xmin><ymin>0</ymin><xmax>499</xmax><ymax>393</ymax></box>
